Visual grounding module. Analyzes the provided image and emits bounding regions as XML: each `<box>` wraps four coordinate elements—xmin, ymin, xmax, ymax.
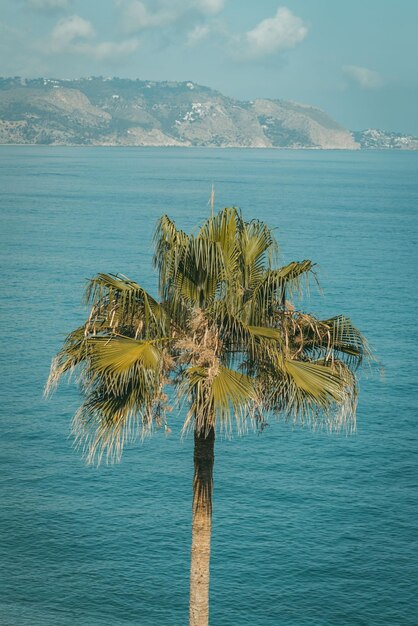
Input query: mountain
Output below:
<box><xmin>0</xmin><ymin>77</ymin><xmax>415</xmax><ymax>150</ymax></box>
<box><xmin>0</xmin><ymin>76</ymin><xmax>359</xmax><ymax>149</ymax></box>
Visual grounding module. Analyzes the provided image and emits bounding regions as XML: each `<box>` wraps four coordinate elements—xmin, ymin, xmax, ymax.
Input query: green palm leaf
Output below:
<box><xmin>181</xmin><ymin>365</ymin><xmax>258</xmax><ymax>435</ymax></box>
<box><xmin>71</xmin><ymin>337</ymin><xmax>168</xmax><ymax>464</ymax></box>
<box><xmin>239</xmin><ymin>219</ymin><xmax>278</xmax><ymax>288</ymax></box>
<box><xmin>284</xmin><ymin>359</ymin><xmax>347</xmax><ymax>402</ymax></box>
<box><xmin>88</xmin><ymin>336</ymin><xmax>161</xmax><ymax>373</ymax></box>
<box><xmin>246</xmin><ymin>260</ymin><xmax>315</xmax><ymax>325</ymax></box>
<box><xmin>294</xmin><ymin>314</ymin><xmax>370</xmax><ymax>367</ymax></box>
<box><xmin>264</xmin><ymin>358</ymin><xmax>357</xmax><ymax>431</ymax></box>
<box><xmin>85</xmin><ymin>273</ymin><xmax>167</xmax><ymax>337</ymax></box>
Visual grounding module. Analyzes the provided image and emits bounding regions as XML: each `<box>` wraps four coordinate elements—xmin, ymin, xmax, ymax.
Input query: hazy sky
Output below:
<box><xmin>1</xmin><ymin>0</ymin><xmax>417</xmax><ymax>134</ymax></box>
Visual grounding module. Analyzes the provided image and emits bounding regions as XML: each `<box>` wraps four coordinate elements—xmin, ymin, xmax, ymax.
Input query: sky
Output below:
<box><xmin>1</xmin><ymin>0</ymin><xmax>417</xmax><ymax>134</ymax></box>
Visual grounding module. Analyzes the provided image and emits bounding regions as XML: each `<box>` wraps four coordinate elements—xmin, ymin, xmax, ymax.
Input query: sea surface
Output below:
<box><xmin>0</xmin><ymin>147</ymin><xmax>417</xmax><ymax>626</ymax></box>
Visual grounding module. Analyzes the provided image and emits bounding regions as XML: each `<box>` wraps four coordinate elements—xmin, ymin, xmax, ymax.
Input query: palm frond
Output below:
<box><xmin>45</xmin><ymin>325</ymin><xmax>89</xmax><ymax>395</ymax></box>
<box><xmin>211</xmin><ymin>366</ymin><xmax>259</xmax><ymax>433</ymax></box>
<box><xmin>239</xmin><ymin>218</ymin><xmax>278</xmax><ymax>289</ymax></box>
<box><xmin>87</xmin><ymin>337</ymin><xmax>162</xmax><ymax>389</ymax></box>
<box><xmin>198</xmin><ymin>207</ymin><xmax>240</xmax><ymax>255</ymax></box>
<box><xmin>207</xmin><ymin>302</ymin><xmax>284</xmax><ymax>369</ymax></box>
<box><xmin>155</xmin><ymin>214</ymin><xmax>229</xmax><ymax>314</ymax></box>
<box><xmin>180</xmin><ymin>365</ymin><xmax>259</xmax><ymax>435</ymax></box>
<box><xmin>153</xmin><ymin>214</ymin><xmax>190</xmax><ymax>299</ymax></box>
<box><xmin>246</xmin><ymin>260</ymin><xmax>315</xmax><ymax>325</ymax></box>
<box><xmin>288</xmin><ymin>313</ymin><xmax>370</xmax><ymax>368</ymax></box>
<box><xmin>71</xmin><ymin>336</ymin><xmax>170</xmax><ymax>464</ymax></box>
<box><xmin>72</xmin><ymin>381</ymin><xmax>155</xmax><ymax>465</ymax></box>
<box><xmin>285</xmin><ymin>359</ymin><xmax>346</xmax><ymax>402</ymax></box>
<box><xmin>246</xmin><ymin>325</ymin><xmax>282</xmax><ymax>341</ymax></box>
<box><xmin>173</xmin><ymin>237</ymin><xmax>224</xmax><ymax>308</ymax></box>
<box><xmin>85</xmin><ymin>273</ymin><xmax>167</xmax><ymax>338</ymax></box>
<box><xmin>324</xmin><ymin>315</ymin><xmax>371</xmax><ymax>363</ymax></box>
<box><xmin>261</xmin><ymin>358</ymin><xmax>357</xmax><ymax>432</ymax></box>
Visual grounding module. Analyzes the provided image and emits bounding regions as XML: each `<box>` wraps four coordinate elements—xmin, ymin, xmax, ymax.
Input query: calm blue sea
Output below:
<box><xmin>0</xmin><ymin>147</ymin><xmax>417</xmax><ymax>626</ymax></box>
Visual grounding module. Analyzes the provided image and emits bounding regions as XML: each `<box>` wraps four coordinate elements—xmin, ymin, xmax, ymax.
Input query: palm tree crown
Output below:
<box><xmin>47</xmin><ymin>207</ymin><xmax>368</xmax><ymax>464</ymax></box>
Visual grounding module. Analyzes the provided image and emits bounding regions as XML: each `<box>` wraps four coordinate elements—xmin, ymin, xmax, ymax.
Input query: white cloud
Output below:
<box><xmin>118</xmin><ymin>0</ymin><xmax>173</xmax><ymax>32</ymax></box>
<box><xmin>242</xmin><ymin>7</ymin><xmax>307</xmax><ymax>59</ymax></box>
<box><xmin>49</xmin><ymin>15</ymin><xmax>95</xmax><ymax>51</ymax></box>
<box><xmin>26</xmin><ymin>0</ymin><xmax>73</xmax><ymax>10</ymax></box>
<box><xmin>117</xmin><ymin>2</ymin><xmax>306</xmax><ymax>57</ymax></box>
<box><xmin>116</xmin><ymin>0</ymin><xmax>226</xmax><ymax>34</ymax></box>
<box><xmin>343</xmin><ymin>65</ymin><xmax>382</xmax><ymax>89</ymax></box>
<box><xmin>186</xmin><ymin>24</ymin><xmax>210</xmax><ymax>46</ymax></box>
<box><xmin>43</xmin><ymin>14</ymin><xmax>138</xmax><ymax>59</ymax></box>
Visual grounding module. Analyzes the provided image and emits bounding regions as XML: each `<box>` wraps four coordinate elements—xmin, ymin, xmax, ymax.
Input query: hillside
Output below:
<box><xmin>0</xmin><ymin>77</ymin><xmax>416</xmax><ymax>149</ymax></box>
<box><xmin>0</xmin><ymin>76</ymin><xmax>359</xmax><ymax>149</ymax></box>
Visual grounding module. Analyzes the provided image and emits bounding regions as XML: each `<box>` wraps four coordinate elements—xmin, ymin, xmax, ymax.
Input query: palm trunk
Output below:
<box><xmin>189</xmin><ymin>426</ymin><xmax>215</xmax><ymax>626</ymax></box>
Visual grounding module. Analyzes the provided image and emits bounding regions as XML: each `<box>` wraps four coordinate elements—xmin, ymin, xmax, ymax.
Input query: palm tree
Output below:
<box><xmin>46</xmin><ymin>207</ymin><xmax>368</xmax><ymax>626</ymax></box>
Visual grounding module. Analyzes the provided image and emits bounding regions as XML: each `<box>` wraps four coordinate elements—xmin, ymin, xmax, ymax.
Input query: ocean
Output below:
<box><xmin>0</xmin><ymin>146</ymin><xmax>417</xmax><ymax>625</ymax></box>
